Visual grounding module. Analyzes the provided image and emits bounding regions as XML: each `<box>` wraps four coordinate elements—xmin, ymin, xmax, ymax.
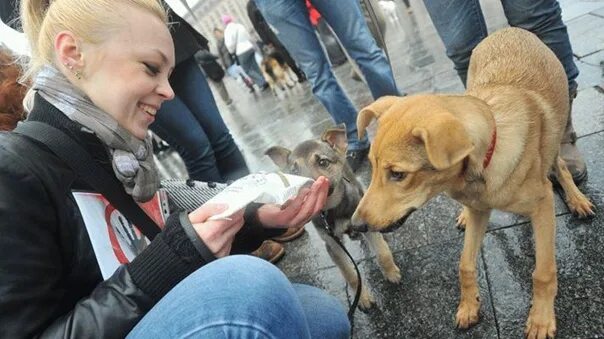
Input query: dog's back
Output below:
<box><xmin>467</xmin><ymin>28</ymin><xmax>568</xmax><ymax>118</ymax></box>
<box><xmin>467</xmin><ymin>27</ymin><xmax>568</xmax><ymax>178</ymax></box>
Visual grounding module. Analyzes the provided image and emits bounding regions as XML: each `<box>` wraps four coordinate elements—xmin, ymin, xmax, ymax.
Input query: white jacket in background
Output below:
<box><xmin>224</xmin><ymin>22</ymin><xmax>255</xmax><ymax>56</ymax></box>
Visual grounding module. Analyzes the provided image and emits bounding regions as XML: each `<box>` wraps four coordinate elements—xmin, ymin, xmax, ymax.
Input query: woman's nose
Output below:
<box><xmin>158</xmin><ymin>78</ymin><xmax>175</xmax><ymax>100</ymax></box>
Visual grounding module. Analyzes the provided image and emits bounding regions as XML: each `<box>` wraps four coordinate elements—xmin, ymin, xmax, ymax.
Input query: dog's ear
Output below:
<box><xmin>357</xmin><ymin>96</ymin><xmax>399</xmax><ymax>139</ymax></box>
<box><xmin>412</xmin><ymin>116</ymin><xmax>474</xmax><ymax>170</ymax></box>
<box><xmin>265</xmin><ymin>146</ymin><xmax>291</xmax><ymax>169</ymax></box>
<box><xmin>321</xmin><ymin>125</ymin><xmax>348</xmax><ymax>154</ymax></box>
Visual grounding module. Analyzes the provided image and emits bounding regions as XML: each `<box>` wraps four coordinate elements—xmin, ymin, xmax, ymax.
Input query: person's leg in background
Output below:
<box><xmin>238</xmin><ymin>49</ymin><xmax>268</xmax><ymax>89</ymax></box>
<box><xmin>501</xmin><ymin>0</ymin><xmax>586</xmax><ymax>182</ymax></box>
<box><xmin>422</xmin><ymin>0</ymin><xmax>488</xmax><ymax>85</ymax></box>
<box><xmin>151</xmin><ymin>57</ymin><xmax>249</xmax><ymax>183</ymax></box>
<box><xmin>127</xmin><ymin>256</ymin><xmax>350</xmax><ymax>339</ymax></box>
<box><xmin>151</xmin><ymin>96</ymin><xmax>223</xmax><ymax>182</ymax></box>
<box><xmin>273</xmin><ymin>40</ymin><xmax>307</xmax><ymax>82</ymax></box>
<box><xmin>255</xmin><ymin>0</ymin><xmax>370</xmax><ymax>171</ymax></box>
<box><xmin>211</xmin><ymin>78</ymin><xmax>233</xmax><ymax>105</ymax></box>
<box><xmin>312</xmin><ymin>0</ymin><xmax>400</xmax><ymax>99</ymax></box>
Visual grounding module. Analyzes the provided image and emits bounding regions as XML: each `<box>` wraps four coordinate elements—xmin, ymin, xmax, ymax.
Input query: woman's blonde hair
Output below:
<box><xmin>20</xmin><ymin>0</ymin><xmax>168</xmax><ymax>81</ymax></box>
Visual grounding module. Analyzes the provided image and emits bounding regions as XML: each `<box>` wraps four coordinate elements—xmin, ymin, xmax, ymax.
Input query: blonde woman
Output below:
<box><xmin>0</xmin><ymin>1</ymin><xmax>348</xmax><ymax>338</ymax></box>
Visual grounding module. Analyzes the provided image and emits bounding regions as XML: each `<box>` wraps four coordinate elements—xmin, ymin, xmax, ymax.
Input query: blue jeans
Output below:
<box><xmin>423</xmin><ymin>0</ymin><xmax>579</xmax><ymax>94</ymax></box>
<box><xmin>238</xmin><ymin>49</ymin><xmax>268</xmax><ymax>87</ymax></box>
<box><xmin>255</xmin><ymin>0</ymin><xmax>400</xmax><ymax>151</ymax></box>
<box><xmin>127</xmin><ymin>256</ymin><xmax>350</xmax><ymax>338</ymax></box>
<box><xmin>151</xmin><ymin>57</ymin><xmax>249</xmax><ymax>183</ymax></box>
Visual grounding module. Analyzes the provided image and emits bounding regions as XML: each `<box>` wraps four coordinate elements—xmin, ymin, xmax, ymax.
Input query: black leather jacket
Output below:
<box><xmin>0</xmin><ymin>95</ymin><xmax>276</xmax><ymax>338</ymax></box>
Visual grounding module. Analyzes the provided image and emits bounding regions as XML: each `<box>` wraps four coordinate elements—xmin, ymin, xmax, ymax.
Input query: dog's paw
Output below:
<box><xmin>525</xmin><ymin>305</ymin><xmax>556</xmax><ymax>339</ymax></box>
<box><xmin>384</xmin><ymin>264</ymin><xmax>402</xmax><ymax>284</ymax></box>
<box><xmin>456</xmin><ymin>210</ymin><xmax>468</xmax><ymax>231</ymax></box>
<box><xmin>455</xmin><ymin>298</ymin><xmax>480</xmax><ymax>329</ymax></box>
<box><xmin>358</xmin><ymin>289</ymin><xmax>376</xmax><ymax>311</ymax></box>
<box><xmin>567</xmin><ymin>194</ymin><xmax>595</xmax><ymax>218</ymax></box>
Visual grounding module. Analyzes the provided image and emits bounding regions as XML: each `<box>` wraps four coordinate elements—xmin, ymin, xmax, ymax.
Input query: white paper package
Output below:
<box><xmin>206</xmin><ymin>172</ymin><xmax>314</xmax><ymax>220</ymax></box>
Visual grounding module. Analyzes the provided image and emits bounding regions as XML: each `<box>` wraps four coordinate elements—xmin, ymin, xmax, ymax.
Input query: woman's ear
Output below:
<box><xmin>55</xmin><ymin>31</ymin><xmax>84</xmax><ymax>72</ymax></box>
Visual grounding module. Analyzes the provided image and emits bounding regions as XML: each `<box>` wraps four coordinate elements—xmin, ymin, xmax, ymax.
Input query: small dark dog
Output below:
<box><xmin>266</xmin><ymin>126</ymin><xmax>400</xmax><ymax>310</ymax></box>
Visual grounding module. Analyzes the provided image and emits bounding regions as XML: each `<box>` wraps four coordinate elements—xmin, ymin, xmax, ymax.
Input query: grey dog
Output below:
<box><xmin>266</xmin><ymin>126</ymin><xmax>401</xmax><ymax>310</ymax></box>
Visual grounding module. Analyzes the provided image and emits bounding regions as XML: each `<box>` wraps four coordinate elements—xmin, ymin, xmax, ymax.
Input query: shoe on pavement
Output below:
<box><xmin>251</xmin><ymin>240</ymin><xmax>285</xmax><ymax>264</ymax></box>
<box><xmin>271</xmin><ymin>227</ymin><xmax>305</xmax><ymax>243</ymax></box>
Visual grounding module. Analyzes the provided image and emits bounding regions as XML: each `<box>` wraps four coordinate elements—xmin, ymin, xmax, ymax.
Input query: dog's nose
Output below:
<box><xmin>350</xmin><ymin>211</ymin><xmax>369</xmax><ymax>232</ymax></box>
<box><xmin>350</xmin><ymin>223</ymin><xmax>368</xmax><ymax>233</ymax></box>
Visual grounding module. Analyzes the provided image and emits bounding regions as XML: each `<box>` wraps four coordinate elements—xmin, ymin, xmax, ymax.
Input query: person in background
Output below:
<box><xmin>422</xmin><ymin>0</ymin><xmax>588</xmax><ymax>183</ymax></box>
<box><xmin>155</xmin><ymin>8</ymin><xmax>296</xmax><ymax>264</ymax></box>
<box><xmin>152</xmin><ymin>9</ymin><xmax>247</xmax><ymax>184</ymax></box>
<box><xmin>222</xmin><ymin>14</ymin><xmax>269</xmax><ymax>91</ymax></box>
<box><xmin>254</xmin><ymin>0</ymin><xmax>402</xmax><ymax>171</ymax></box>
<box><xmin>213</xmin><ymin>27</ymin><xmax>256</xmax><ymax>93</ymax></box>
<box><xmin>246</xmin><ymin>0</ymin><xmax>306</xmax><ymax>83</ymax></box>
<box><xmin>0</xmin><ymin>1</ymin><xmax>348</xmax><ymax>338</ymax></box>
<box><xmin>0</xmin><ymin>46</ymin><xmax>28</xmax><ymax>131</ymax></box>
<box><xmin>194</xmin><ymin>48</ymin><xmax>233</xmax><ymax>105</ymax></box>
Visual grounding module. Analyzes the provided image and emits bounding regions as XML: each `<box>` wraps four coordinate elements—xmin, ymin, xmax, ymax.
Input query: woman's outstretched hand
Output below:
<box><xmin>188</xmin><ymin>204</ymin><xmax>245</xmax><ymax>258</ymax></box>
<box><xmin>257</xmin><ymin>176</ymin><xmax>330</xmax><ymax>229</ymax></box>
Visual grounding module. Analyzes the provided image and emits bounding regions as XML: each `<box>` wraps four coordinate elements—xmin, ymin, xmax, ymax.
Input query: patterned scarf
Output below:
<box><xmin>32</xmin><ymin>65</ymin><xmax>159</xmax><ymax>202</ymax></box>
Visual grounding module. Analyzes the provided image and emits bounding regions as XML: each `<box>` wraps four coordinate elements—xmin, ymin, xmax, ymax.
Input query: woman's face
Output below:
<box><xmin>78</xmin><ymin>7</ymin><xmax>175</xmax><ymax>139</ymax></box>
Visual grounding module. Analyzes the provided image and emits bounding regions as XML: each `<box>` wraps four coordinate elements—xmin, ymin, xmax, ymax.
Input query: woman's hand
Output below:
<box><xmin>188</xmin><ymin>204</ymin><xmax>245</xmax><ymax>258</ymax></box>
<box><xmin>257</xmin><ymin>176</ymin><xmax>329</xmax><ymax>229</ymax></box>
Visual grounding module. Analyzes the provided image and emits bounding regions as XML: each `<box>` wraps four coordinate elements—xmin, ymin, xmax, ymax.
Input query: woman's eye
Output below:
<box><xmin>389</xmin><ymin>170</ymin><xmax>406</xmax><ymax>181</ymax></box>
<box><xmin>144</xmin><ymin>63</ymin><xmax>160</xmax><ymax>75</ymax></box>
<box><xmin>318</xmin><ymin>159</ymin><xmax>330</xmax><ymax>168</ymax></box>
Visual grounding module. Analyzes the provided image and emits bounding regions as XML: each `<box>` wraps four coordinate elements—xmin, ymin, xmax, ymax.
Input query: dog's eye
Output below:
<box><xmin>318</xmin><ymin>158</ymin><xmax>330</xmax><ymax>168</ymax></box>
<box><xmin>389</xmin><ymin>170</ymin><xmax>406</xmax><ymax>181</ymax></box>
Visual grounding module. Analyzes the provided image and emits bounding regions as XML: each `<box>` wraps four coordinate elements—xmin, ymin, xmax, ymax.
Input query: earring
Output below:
<box><xmin>74</xmin><ymin>70</ymin><xmax>82</xmax><ymax>80</ymax></box>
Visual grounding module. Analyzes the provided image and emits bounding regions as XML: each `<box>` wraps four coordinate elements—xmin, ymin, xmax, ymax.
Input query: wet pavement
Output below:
<box><xmin>170</xmin><ymin>0</ymin><xmax>604</xmax><ymax>337</ymax></box>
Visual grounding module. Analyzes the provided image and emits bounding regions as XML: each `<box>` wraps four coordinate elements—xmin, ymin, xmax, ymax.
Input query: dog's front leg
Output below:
<box><xmin>456</xmin><ymin>207</ymin><xmax>490</xmax><ymax>329</ymax></box>
<box><xmin>323</xmin><ymin>236</ymin><xmax>375</xmax><ymax>310</ymax></box>
<box><xmin>363</xmin><ymin>232</ymin><xmax>401</xmax><ymax>283</ymax></box>
<box><xmin>526</xmin><ymin>187</ymin><xmax>557</xmax><ymax>339</ymax></box>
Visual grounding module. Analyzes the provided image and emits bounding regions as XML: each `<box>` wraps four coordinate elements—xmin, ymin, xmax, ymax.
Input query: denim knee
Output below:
<box><xmin>128</xmin><ymin>256</ymin><xmax>313</xmax><ymax>338</ymax></box>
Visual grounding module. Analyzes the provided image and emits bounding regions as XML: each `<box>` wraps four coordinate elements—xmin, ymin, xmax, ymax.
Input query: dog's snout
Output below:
<box><xmin>351</xmin><ymin>210</ymin><xmax>368</xmax><ymax>232</ymax></box>
<box><xmin>350</xmin><ymin>223</ymin><xmax>369</xmax><ymax>233</ymax></box>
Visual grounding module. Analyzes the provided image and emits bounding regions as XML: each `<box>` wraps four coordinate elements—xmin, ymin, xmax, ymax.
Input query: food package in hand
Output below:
<box><xmin>206</xmin><ymin>172</ymin><xmax>314</xmax><ymax>220</ymax></box>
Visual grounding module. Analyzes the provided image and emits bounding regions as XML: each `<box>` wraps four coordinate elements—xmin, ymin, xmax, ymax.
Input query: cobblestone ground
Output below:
<box><xmin>161</xmin><ymin>1</ymin><xmax>604</xmax><ymax>337</ymax></box>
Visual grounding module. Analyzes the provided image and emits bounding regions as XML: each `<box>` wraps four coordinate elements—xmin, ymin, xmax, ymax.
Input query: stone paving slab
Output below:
<box><xmin>566</xmin><ymin>13</ymin><xmax>604</xmax><ymax>58</ymax></box>
<box><xmin>575</xmin><ymin>54</ymin><xmax>604</xmax><ymax>90</ymax></box>
<box><xmin>288</xmin><ymin>238</ymin><xmax>499</xmax><ymax>339</ymax></box>
<box><xmin>573</xmin><ymin>86</ymin><xmax>604</xmax><ymax>137</ymax></box>
<box><xmin>484</xmin><ymin>211</ymin><xmax>604</xmax><ymax>338</ymax></box>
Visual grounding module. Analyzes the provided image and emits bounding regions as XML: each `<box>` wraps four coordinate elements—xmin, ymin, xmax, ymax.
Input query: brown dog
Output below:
<box><xmin>266</xmin><ymin>127</ymin><xmax>401</xmax><ymax>310</ymax></box>
<box><xmin>351</xmin><ymin>28</ymin><xmax>594</xmax><ymax>338</ymax></box>
<box><xmin>261</xmin><ymin>51</ymin><xmax>295</xmax><ymax>96</ymax></box>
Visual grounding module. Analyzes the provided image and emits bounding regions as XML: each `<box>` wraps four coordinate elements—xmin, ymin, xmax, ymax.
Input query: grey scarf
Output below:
<box><xmin>32</xmin><ymin>65</ymin><xmax>159</xmax><ymax>202</ymax></box>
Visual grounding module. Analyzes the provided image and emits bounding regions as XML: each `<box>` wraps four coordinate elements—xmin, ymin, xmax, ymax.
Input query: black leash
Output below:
<box><xmin>318</xmin><ymin>211</ymin><xmax>362</xmax><ymax>337</ymax></box>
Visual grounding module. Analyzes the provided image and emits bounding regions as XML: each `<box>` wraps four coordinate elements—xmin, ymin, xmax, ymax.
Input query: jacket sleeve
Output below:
<box><xmin>0</xmin><ymin>154</ymin><xmax>208</xmax><ymax>338</ymax></box>
<box><xmin>230</xmin><ymin>203</ymin><xmax>287</xmax><ymax>254</ymax></box>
